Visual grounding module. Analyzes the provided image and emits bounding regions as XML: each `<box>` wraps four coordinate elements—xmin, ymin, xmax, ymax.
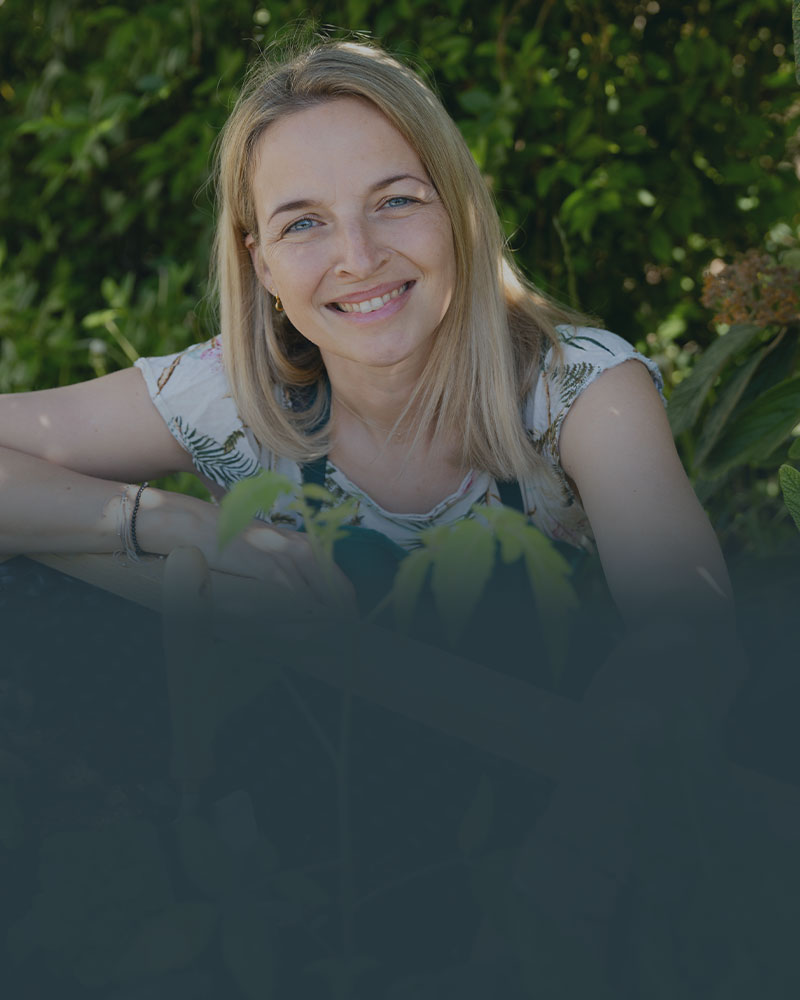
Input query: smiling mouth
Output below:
<box><xmin>330</xmin><ymin>282</ymin><xmax>413</xmax><ymax>314</ymax></box>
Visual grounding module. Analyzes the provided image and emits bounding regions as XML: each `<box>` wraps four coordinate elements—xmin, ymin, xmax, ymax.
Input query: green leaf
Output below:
<box><xmin>299</xmin><ymin>482</ymin><xmax>338</xmax><ymax>505</ymax></box>
<box><xmin>114</xmin><ymin>901</ymin><xmax>216</xmax><ymax>982</ymax></box>
<box><xmin>82</xmin><ymin>307</ymin><xmax>118</xmax><ymax>329</ymax></box>
<box><xmin>787</xmin><ymin>437</ymin><xmax>800</xmax><ymax>460</ymax></box>
<box><xmin>430</xmin><ymin>518</ymin><xmax>497</xmax><ymax>646</ymax></box>
<box><xmin>519</xmin><ymin>532</ymin><xmax>577</xmax><ymax>675</ymax></box>
<box><xmin>566</xmin><ymin>107</ymin><xmax>593</xmax><ymax>147</ymax></box>
<box><xmin>136</xmin><ymin>73</ymin><xmax>166</xmax><ymax>93</ymax></box>
<box><xmin>779</xmin><ymin>464</ymin><xmax>800</xmax><ymax>532</ymax></box>
<box><xmin>559</xmin><ymin>188</ymin><xmax>599</xmax><ymax>241</ymax></box>
<box><xmin>217</xmin><ymin>471</ymin><xmax>295</xmax><ymax>549</ymax></box>
<box><xmin>304</xmin><ymin>498</ymin><xmax>359</xmax><ymax>534</ymax></box>
<box><xmin>571</xmin><ymin>134</ymin><xmax>612</xmax><ymax>160</ymax></box>
<box><xmin>459</xmin><ymin>88</ymin><xmax>494</xmax><ymax>115</ymax></box>
<box><xmin>536</xmin><ymin>163</ymin><xmax>563</xmax><ymax>198</ymax></box>
<box><xmin>391</xmin><ymin>548</ymin><xmax>433</xmax><ymax>632</ymax></box>
<box><xmin>704</xmin><ymin>376</ymin><xmax>800</xmax><ymax>478</ymax></box>
<box><xmin>667</xmin><ymin>325</ymin><xmax>761</xmax><ymax>435</ymax></box>
<box><xmin>480</xmin><ymin>505</ymin><xmax>523</xmax><ymax>562</ymax></box>
<box><xmin>478</xmin><ymin>506</ymin><xmax>577</xmax><ymax>675</ymax></box>
<box><xmin>297</xmin><ymin>495</ymin><xmax>359</xmax><ymax>604</ymax></box>
<box><xmin>675</xmin><ymin>36</ymin><xmax>700</xmax><ymax>76</ymax></box>
<box><xmin>694</xmin><ymin>348</ymin><xmax>766</xmax><ymax>468</ymax></box>
<box><xmin>648</xmin><ymin>227</ymin><xmax>672</xmax><ymax>263</ymax></box>
<box><xmin>497</xmin><ymin>529</ymin><xmax>523</xmax><ymax>564</ymax></box>
<box><xmin>458</xmin><ymin>773</ymin><xmax>493</xmax><ymax>859</ymax></box>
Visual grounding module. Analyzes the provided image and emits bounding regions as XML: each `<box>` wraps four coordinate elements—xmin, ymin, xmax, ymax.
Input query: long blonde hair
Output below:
<box><xmin>213</xmin><ymin>38</ymin><xmax>594</xmax><ymax>482</ymax></box>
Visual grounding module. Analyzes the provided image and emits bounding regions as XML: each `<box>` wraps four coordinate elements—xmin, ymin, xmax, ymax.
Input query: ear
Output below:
<box><xmin>244</xmin><ymin>233</ymin><xmax>274</xmax><ymax>294</ymax></box>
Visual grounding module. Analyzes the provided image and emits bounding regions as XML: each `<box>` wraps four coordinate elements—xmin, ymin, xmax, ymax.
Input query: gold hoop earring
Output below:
<box><xmin>274</xmin><ymin>294</ymin><xmax>283</xmax><ymax>313</ymax></box>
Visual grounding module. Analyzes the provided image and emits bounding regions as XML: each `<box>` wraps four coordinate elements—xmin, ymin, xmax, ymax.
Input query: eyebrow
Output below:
<box><xmin>267</xmin><ymin>173</ymin><xmax>432</xmax><ymax>224</ymax></box>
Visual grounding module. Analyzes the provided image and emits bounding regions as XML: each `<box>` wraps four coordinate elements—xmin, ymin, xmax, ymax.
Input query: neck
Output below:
<box><xmin>323</xmin><ymin>352</ymin><xmax>427</xmax><ymax>445</ymax></box>
<box><xmin>322</xmin><ymin>369</ymin><xmax>467</xmax><ymax>481</ymax></box>
<box><xmin>333</xmin><ymin>393</ymin><xmax>395</xmax><ymax>434</ymax></box>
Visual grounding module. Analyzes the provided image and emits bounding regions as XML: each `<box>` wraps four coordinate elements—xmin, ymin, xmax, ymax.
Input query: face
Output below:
<box><xmin>246</xmin><ymin>97</ymin><xmax>456</xmax><ymax>376</ymax></box>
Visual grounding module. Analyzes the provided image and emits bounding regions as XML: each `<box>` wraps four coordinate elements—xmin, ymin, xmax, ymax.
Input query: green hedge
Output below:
<box><xmin>1</xmin><ymin>0</ymin><xmax>799</xmax><ymax>549</ymax></box>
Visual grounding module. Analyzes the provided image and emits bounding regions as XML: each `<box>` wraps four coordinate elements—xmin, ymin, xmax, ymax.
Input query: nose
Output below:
<box><xmin>333</xmin><ymin>218</ymin><xmax>389</xmax><ymax>279</ymax></box>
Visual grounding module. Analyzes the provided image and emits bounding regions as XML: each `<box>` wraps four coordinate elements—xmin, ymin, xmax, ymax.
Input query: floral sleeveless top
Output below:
<box><xmin>134</xmin><ymin>326</ymin><xmax>664</xmax><ymax>551</ymax></box>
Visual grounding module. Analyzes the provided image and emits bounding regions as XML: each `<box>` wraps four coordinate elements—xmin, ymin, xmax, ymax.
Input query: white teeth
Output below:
<box><xmin>336</xmin><ymin>282</ymin><xmax>409</xmax><ymax>313</ymax></box>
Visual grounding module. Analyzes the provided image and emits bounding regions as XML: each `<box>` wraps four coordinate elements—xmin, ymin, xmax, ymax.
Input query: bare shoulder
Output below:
<box><xmin>557</xmin><ymin>359</ymin><xmax>733</xmax><ymax>626</ymax></box>
<box><xmin>559</xmin><ymin>358</ymin><xmax>678</xmax><ymax>483</ymax></box>
<box><xmin>0</xmin><ymin>366</ymin><xmax>195</xmax><ymax>480</ymax></box>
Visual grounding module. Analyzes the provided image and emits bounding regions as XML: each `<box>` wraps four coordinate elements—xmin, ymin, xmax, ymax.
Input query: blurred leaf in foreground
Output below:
<box><xmin>779</xmin><ymin>463</ymin><xmax>800</xmax><ymax>532</ymax></box>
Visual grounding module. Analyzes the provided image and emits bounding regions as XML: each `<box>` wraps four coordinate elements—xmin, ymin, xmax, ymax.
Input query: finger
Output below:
<box><xmin>268</xmin><ymin>552</ymin><xmax>350</xmax><ymax>621</ymax></box>
<box><xmin>245</xmin><ymin>526</ymin><xmax>357</xmax><ymax>615</ymax></box>
<box><xmin>289</xmin><ymin>546</ymin><xmax>358</xmax><ymax>615</ymax></box>
<box><xmin>221</xmin><ymin>576</ymin><xmax>330</xmax><ymax>626</ymax></box>
<box><xmin>261</xmin><ymin>552</ymin><xmax>314</xmax><ymax>599</ymax></box>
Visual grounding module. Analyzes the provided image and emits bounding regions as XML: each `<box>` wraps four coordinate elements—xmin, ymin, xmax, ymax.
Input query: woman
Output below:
<box><xmin>0</xmin><ymin>39</ymin><xmax>749</xmax><ymax>994</ymax></box>
<box><xmin>0</xmin><ymin>39</ymin><xmax>733</xmax><ymax>636</ymax></box>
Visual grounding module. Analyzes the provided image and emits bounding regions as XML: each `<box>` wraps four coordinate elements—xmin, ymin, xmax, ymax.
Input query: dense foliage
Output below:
<box><xmin>1</xmin><ymin>0</ymin><xmax>799</xmax><ymax>547</ymax></box>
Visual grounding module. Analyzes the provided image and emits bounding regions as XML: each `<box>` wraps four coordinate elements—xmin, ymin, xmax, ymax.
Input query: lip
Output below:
<box><xmin>328</xmin><ymin>280</ymin><xmax>413</xmax><ymax>305</ymax></box>
<box><xmin>326</xmin><ymin>280</ymin><xmax>413</xmax><ymax>323</ymax></box>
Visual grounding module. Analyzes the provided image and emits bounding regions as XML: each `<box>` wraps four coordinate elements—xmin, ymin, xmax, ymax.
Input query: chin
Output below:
<box><xmin>365</xmin><ymin>348</ymin><xmax>423</xmax><ymax>368</ymax></box>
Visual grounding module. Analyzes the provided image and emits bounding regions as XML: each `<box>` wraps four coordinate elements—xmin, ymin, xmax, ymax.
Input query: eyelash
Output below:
<box><xmin>281</xmin><ymin>196</ymin><xmax>419</xmax><ymax>236</ymax></box>
<box><xmin>284</xmin><ymin>217</ymin><xmax>317</xmax><ymax>234</ymax></box>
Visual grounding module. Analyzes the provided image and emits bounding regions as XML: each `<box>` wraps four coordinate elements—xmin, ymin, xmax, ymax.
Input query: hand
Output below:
<box><xmin>209</xmin><ymin>519</ymin><xmax>358</xmax><ymax>618</ymax></box>
<box><xmin>136</xmin><ymin>490</ymin><xmax>359</xmax><ymax>621</ymax></box>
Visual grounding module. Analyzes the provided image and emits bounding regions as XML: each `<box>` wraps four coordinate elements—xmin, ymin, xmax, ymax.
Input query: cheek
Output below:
<box><xmin>269</xmin><ymin>246</ymin><xmax>327</xmax><ymax>302</ymax></box>
<box><xmin>427</xmin><ymin>216</ymin><xmax>456</xmax><ymax>277</ymax></box>
<box><xmin>442</xmin><ymin>234</ymin><xmax>457</xmax><ymax>278</ymax></box>
<box><xmin>403</xmin><ymin>218</ymin><xmax>455</xmax><ymax>274</ymax></box>
<box><xmin>432</xmin><ymin>234</ymin><xmax>457</xmax><ymax>292</ymax></box>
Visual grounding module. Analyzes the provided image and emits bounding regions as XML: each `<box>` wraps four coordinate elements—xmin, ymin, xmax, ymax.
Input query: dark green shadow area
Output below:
<box><xmin>1</xmin><ymin>545</ymin><xmax>799</xmax><ymax>999</ymax></box>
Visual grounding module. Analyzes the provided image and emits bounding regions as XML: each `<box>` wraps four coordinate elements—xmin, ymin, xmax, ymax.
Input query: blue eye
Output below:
<box><xmin>285</xmin><ymin>217</ymin><xmax>317</xmax><ymax>234</ymax></box>
<box><xmin>385</xmin><ymin>196</ymin><xmax>414</xmax><ymax>208</ymax></box>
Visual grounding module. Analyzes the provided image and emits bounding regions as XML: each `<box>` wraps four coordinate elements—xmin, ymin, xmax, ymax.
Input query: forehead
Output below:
<box><xmin>251</xmin><ymin>97</ymin><xmax>428</xmax><ymax>203</ymax></box>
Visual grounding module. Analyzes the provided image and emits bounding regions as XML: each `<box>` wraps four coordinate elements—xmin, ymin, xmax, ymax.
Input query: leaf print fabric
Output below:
<box><xmin>135</xmin><ymin>339</ymin><xmax>260</xmax><ymax>501</ymax></box>
<box><xmin>169</xmin><ymin>417</ymin><xmax>260</xmax><ymax>487</ymax></box>
<box><xmin>523</xmin><ymin>326</ymin><xmax>665</xmax><ymax>546</ymax></box>
<box><xmin>134</xmin><ymin>327</ymin><xmax>664</xmax><ymax>550</ymax></box>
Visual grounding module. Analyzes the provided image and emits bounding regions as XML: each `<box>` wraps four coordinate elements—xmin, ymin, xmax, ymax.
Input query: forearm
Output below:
<box><xmin>0</xmin><ymin>444</ymin><xmax>355</xmax><ymax>615</ymax></box>
<box><xmin>600</xmin><ymin>527</ymin><xmax>736</xmax><ymax>634</ymax></box>
<box><xmin>0</xmin><ymin>444</ymin><xmax>215</xmax><ymax>558</ymax></box>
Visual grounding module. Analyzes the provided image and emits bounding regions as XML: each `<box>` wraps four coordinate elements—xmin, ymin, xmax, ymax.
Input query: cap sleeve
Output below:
<box><xmin>527</xmin><ymin>325</ymin><xmax>665</xmax><ymax>466</ymax></box>
<box><xmin>134</xmin><ymin>337</ymin><xmax>262</xmax><ymax>490</ymax></box>
<box><xmin>520</xmin><ymin>326</ymin><xmax>665</xmax><ymax>547</ymax></box>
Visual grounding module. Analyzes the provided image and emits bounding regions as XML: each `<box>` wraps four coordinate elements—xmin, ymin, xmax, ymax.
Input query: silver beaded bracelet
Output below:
<box><xmin>115</xmin><ymin>482</ymin><xmax>149</xmax><ymax>563</ymax></box>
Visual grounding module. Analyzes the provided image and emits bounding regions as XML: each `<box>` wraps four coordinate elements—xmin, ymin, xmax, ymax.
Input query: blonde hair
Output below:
<box><xmin>213</xmin><ymin>38</ymin><xmax>594</xmax><ymax>483</ymax></box>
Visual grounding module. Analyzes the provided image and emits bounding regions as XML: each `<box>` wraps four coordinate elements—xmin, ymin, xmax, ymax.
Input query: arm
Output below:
<box><xmin>558</xmin><ymin>359</ymin><xmax>745</xmax><ymax>722</ymax></box>
<box><xmin>0</xmin><ymin>367</ymin><xmax>197</xmax><ymax>555</ymax></box>
<box><xmin>0</xmin><ymin>366</ymin><xmax>210</xmax><ymax>553</ymax></box>
<box><xmin>0</xmin><ymin>365</ymin><xmax>197</xmax><ymax>483</ymax></box>
<box><xmin>559</xmin><ymin>359</ymin><xmax>733</xmax><ymax>630</ymax></box>
<box><xmin>0</xmin><ymin>368</ymin><xmax>349</xmax><ymax>610</ymax></box>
